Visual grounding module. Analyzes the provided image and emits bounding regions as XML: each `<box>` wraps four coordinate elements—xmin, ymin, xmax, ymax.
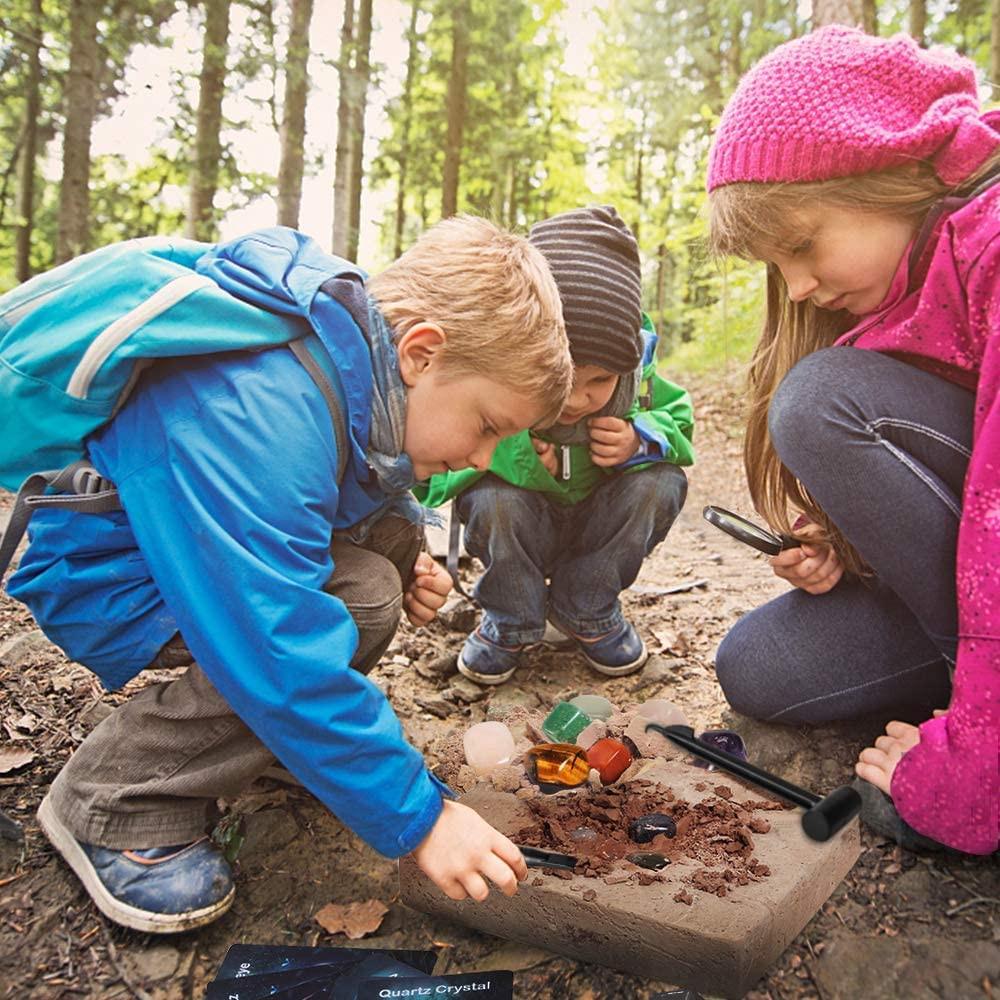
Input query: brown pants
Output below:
<box><xmin>47</xmin><ymin>516</ymin><xmax>424</xmax><ymax>850</ymax></box>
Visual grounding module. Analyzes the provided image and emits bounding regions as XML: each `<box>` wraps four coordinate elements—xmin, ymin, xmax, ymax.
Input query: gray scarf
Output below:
<box><xmin>541</xmin><ymin>362</ymin><xmax>642</xmax><ymax>445</ymax></box>
<box><xmin>344</xmin><ymin>301</ymin><xmax>438</xmax><ymax>542</ymax></box>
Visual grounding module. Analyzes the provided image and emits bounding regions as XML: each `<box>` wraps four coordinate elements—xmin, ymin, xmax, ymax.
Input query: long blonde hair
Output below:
<box><xmin>709</xmin><ymin>154</ymin><xmax>1000</xmax><ymax>574</ymax></box>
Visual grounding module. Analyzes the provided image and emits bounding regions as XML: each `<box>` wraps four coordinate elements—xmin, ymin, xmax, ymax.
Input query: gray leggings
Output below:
<box><xmin>715</xmin><ymin>348</ymin><xmax>972</xmax><ymax>725</ymax></box>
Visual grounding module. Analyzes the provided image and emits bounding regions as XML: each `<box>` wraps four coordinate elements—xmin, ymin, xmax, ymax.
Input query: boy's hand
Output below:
<box><xmin>588</xmin><ymin>416</ymin><xmax>640</xmax><ymax>467</ymax></box>
<box><xmin>409</xmin><ymin>799</ymin><xmax>528</xmax><ymax>901</ymax></box>
<box><xmin>769</xmin><ymin>522</ymin><xmax>843</xmax><ymax>594</ymax></box>
<box><xmin>404</xmin><ymin>553</ymin><xmax>452</xmax><ymax>626</ymax></box>
<box><xmin>531</xmin><ymin>436</ymin><xmax>558</xmax><ymax>476</ymax></box>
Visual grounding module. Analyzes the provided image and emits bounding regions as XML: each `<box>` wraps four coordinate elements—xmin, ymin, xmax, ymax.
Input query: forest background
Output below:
<box><xmin>2</xmin><ymin>0</ymin><xmax>1000</xmax><ymax>375</ymax></box>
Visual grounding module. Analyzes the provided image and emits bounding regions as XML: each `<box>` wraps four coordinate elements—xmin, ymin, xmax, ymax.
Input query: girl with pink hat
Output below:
<box><xmin>708</xmin><ymin>25</ymin><xmax>998</xmax><ymax>856</ymax></box>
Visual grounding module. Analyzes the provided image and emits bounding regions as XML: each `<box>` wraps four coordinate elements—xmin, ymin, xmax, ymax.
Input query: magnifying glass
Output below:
<box><xmin>702</xmin><ymin>505</ymin><xmax>799</xmax><ymax>556</ymax></box>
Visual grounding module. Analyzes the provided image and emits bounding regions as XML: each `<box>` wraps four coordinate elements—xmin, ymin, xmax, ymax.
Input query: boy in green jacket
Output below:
<box><xmin>417</xmin><ymin>206</ymin><xmax>694</xmax><ymax>684</ymax></box>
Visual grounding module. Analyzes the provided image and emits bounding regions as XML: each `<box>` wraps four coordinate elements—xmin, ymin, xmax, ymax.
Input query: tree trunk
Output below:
<box><xmin>56</xmin><ymin>0</ymin><xmax>99</xmax><ymax>263</ymax></box>
<box><xmin>634</xmin><ymin>137</ymin><xmax>643</xmax><ymax>248</ymax></box>
<box><xmin>346</xmin><ymin>0</ymin><xmax>372</xmax><ymax>262</ymax></box>
<box><xmin>655</xmin><ymin>242</ymin><xmax>670</xmax><ymax>343</ymax></box>
<box><xmin>332</xmin><ymin>0</ymin><xmax>355</xmax><ymax>256</ymax></box>
<box><xmin>862</xmin><ymin>0</ymin><xmax>878</xmax><ymax>34</ymax></box>
<box><xmin>441</xmin><ymin>0</ymin><xmax>470</xmax><ymax>219</ymax></box>
<box><xmin>909</xmin><ymin>0</ymin><xmax>925</xmax><ymax>44</ymax></box>
<box><xmin>811</xmin><ymin>0</ymin><xmax>863</xmax><ymax>28</ymax></box>
<box><xmin>15</xmin><ymin>0</ymin><xmax>43</xmax><ymax>280</ymax></box>
<box><xmin>277</xmin><ymin>0</ymin><xmax>315</xmax><ymax>228</ymax></box>
<box><xmin>394</xmin><ymin>0</ymin><xmax>421</xmax><ymax>258</ymax></box>
<box><xmin>508</xmin><ymin>161</ymin><xmax>519</xmax><ymax>228</ymax></box>
<box><xmin>992</xmin><ymin>0</ymin><xmax>1000</xmax><ymax>84</ymax></box>
<box><xmin>187</xmin><ymin>0</ymin><xmax>231</xmax><ymax>241</ymax></box>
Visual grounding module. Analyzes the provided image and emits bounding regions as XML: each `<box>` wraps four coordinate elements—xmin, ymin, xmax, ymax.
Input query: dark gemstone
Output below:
<box><xmin>629</xmin><ymin>852</ymin><xmax>670</xmax><ymax>870</ymax></box>
<box><xmin>628</xmin><ymin>812</ymin><xmax>677</xmax><ymax>843</ymax></box>
<box><xmin>692</xmin><ymin>729</ymin><xmax>748</xmax><ymax>770</ymax></box>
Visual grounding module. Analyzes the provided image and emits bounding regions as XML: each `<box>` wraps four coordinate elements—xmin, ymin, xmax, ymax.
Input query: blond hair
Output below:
<box><xmin>708</xmin><ymin>154</ymin><xmax>1000</xmax><ymax>575</ymax></box>
<box><xmin>369</xmin><ymin>215</ymin><xmax>572</xmax><ymax>426</ymax></box>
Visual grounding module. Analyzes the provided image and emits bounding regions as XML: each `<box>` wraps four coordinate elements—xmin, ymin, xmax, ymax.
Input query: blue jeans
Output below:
<box><xmin>456</xmin><ymin>464</ymin><xmax>688</xmax><ymax>645</ymax></box>
<box><xmin>716</xmin><ymin>348</ymin><xmax>972</xmax><ymax>725</ymax></box>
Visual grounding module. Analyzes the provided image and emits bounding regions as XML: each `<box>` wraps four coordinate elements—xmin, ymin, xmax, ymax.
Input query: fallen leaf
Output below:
<box><xmin>314</xmin><ymin>899</ymin><xmax>389</xmax><ymax>939</ymax></box>
<box><xmin>0</xmin><ymin>748</ymin><xmax>35</xmax><ymax>774</ymax></box>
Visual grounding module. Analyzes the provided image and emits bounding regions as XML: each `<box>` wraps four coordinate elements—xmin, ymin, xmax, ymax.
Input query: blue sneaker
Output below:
<box><xmin>549</xmin><ymin>617</ymin><xmax>648</xmax><ymax>676</ymax></box>
<box><xmin>37</xmin><ymin>793</ymin><xmax>235</xmax><ymax>933</ymax></box>
<box><xmin>457</xmin><ymin>628</ymin><xmax>524</xmax><ymax>685</ymax></box>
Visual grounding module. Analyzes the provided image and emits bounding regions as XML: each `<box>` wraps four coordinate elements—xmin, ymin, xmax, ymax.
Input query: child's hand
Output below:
<box><xmin>531</xmin><ymin>436</ymin><xmax>558</xmax><ymax>476</ymax></box>
<box><xmin>855</xmin><ymin>720</ymin><xmax>922</xmax><ymax>794</ymax></box>
<box><xmin>769</xmin><ymin>522</ymin><xmax>843</xmax><ymax>594</ymax></box>
<box><xmin>409</xmin><ymin>799</ymin><xmax>528</xmax><ymax>901</ymax></box>
<box><xmin>588</xmin><ymin>416</ymin><xmax>640</xmax><ymax>467</ymax></box>
<box><xmin>403</xmin><ymin>553</ymin><xmax>452</xmax><ymax>626</ymax></box>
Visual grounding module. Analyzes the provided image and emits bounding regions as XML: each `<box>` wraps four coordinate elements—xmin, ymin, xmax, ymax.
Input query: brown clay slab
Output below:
<box><xmin>399</xmin><ymin>759</ymin><xmax>860</xmax><ymax>999</ymax></box>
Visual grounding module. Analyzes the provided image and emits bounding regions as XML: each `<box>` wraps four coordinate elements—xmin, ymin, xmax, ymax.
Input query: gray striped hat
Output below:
<box><xmin>528</xmin><ymin>205</ymin><xmax>643</xmax><ymax>374</ymax></box>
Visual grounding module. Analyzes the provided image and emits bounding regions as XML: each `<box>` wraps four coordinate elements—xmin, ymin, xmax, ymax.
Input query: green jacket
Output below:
<box><xmin>416</xmin><ymin>319</ymin><xmax>695</xmax><ymax>508</ymax></box>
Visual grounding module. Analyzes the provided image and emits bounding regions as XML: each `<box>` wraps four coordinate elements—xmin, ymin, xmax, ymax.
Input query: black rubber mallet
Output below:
<box><xmin>645</xmin><ymin>723</ymin><xmax>862</xmax><ymax>842</ymax></box>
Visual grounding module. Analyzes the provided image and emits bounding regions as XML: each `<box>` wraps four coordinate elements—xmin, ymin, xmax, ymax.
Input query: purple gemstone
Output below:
<box><xmin>692</xmin><ymin>729</ymin><xmax>748</xmax><ymax>770</ymax></box>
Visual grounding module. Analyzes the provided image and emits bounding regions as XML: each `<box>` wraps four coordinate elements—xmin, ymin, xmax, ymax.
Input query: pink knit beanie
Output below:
<box><xmin>708</xmin><ymin>25</ymin><xmax>1000</xmax><ymax>191</ymax></box>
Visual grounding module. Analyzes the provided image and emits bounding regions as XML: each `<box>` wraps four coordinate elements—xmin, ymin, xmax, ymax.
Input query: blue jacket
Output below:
<box><xmin>8</xmin><ymin>229</ymin><xmax>451</xmax><ymax>858</ymax></box>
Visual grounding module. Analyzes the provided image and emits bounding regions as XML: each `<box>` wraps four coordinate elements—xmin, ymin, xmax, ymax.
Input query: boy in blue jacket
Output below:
<box><xmin>7</xmin><ymin>219</ymin><xmax>571</xmax><ymax>932</ymax></box>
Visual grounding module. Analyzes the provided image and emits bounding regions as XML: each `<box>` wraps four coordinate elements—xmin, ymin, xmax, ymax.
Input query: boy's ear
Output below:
<box><xmin>397</xmin><ymin>322</ymin><xmax>447</xmax><ymax>386</ymax></box>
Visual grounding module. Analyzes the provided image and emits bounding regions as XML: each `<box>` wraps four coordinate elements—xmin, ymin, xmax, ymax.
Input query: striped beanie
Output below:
<box><xmin>529</xmin><ymin>205</ymin><xmax>643</xmax><ymax>374</ymax></box>
<box><xmin>708</xmin><ymin>25</ymin><xmax>1000</xmax><ymax>191</ymax></box>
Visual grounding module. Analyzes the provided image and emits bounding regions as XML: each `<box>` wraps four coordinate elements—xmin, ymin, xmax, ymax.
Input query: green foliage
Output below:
<box><xmin>371</xmin><ymin>0</ymin><xmax>591</xmax><ymax>264</ymax></box>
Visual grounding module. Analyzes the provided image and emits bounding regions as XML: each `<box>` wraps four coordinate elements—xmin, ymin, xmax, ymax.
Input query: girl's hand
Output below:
<box><xmin>531</xmin><ymin>436</ymin><xmax>558</xmax><ymax>476</ymax></box>
<box><xmin>769</xmin><ymin>522</ymin><xmax>843</xmax><ymax>594</ymax></box>
<box><xmin>409</xmin><ymin>799</ymin><xmax>528</xmax><ymax>901</ymax></box>
<box><xmin>588</xmin><ymin>416</ymin><xmax>640</xmax><ymax>467</ymax></box>
<box><xmin>403</xmin><ymin>553</ymin><xmax>453</xmax><ymax>626</ymax></box>
<box><xmin>855</xmin><ymin>720</ymin><xmax>922</xmax><ymax>794</ymax></box>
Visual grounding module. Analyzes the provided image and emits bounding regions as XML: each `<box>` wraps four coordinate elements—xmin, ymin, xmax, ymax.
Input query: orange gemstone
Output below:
<box><xmin>585</xmin><ymin>737</ymin><xmax>633</xmax><ymax>785</ymax></box>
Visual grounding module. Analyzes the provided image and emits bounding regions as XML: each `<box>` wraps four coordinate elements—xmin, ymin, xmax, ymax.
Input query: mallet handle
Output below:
<box><xmin>646</xmin><ymin>724</ymin><xmax>820</xmax><ymax>809</ymax></box>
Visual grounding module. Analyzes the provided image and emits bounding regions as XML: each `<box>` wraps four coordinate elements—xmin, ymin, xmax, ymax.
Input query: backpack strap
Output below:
<box><xmin>287</xmin><ymin>336</ymin><xmax>349</xmax><ymax>485</ymax></box>
<box><xmin>0</xmin><ymin>337</ymin><xmax>351</xmax><ymax>583</ymax></box>
<box><xmin>0</xmin><ymin>461</ymin><xmax>122</xmax><ymax>580</ymax></box>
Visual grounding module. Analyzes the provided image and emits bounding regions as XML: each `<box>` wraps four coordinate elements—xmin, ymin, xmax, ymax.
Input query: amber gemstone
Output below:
<box><xmin>585</xmin><ymin>737</ymin><xmax>633</xmax><ymax>785</ymax></box>
<box><xmin>526</xmin><ymin>743</ymin><xmax>590</xmax><ymax>790</ymax></box>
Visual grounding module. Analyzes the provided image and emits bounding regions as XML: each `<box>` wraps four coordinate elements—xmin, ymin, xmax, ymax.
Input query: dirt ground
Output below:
<box><xmin>1</xmin><ymin>369</ymin><xmax>997</xmax><ymax>999</ymax></box>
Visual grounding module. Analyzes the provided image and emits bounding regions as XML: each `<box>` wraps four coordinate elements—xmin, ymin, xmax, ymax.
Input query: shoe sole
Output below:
<box><xmin>581</xmin><ymin>642</ymin><xmax>649</xmax><ymax>677</ymax></box>
<box><xmin>37</xmin><ymin>794</ymin><xmax>235</xmax><ymax>934</ymax></box>
<box><xmin>456</xmin><ymin>650</ymin><xmax>517</xmax><ymax>686</ymax></box>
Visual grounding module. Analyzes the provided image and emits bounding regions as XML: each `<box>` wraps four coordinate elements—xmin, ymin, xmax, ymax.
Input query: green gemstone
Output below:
<box><xmin>541</xmin><ymin>701</ymin><xmax>592</xmax><ymax>743</ymax></box>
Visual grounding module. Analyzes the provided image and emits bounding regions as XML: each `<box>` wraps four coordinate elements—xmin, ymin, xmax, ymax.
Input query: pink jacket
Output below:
<box><xmin>835</xmin><ymin>183</ymin><xmax>1000</xmax><ymax>854</ymax></box>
